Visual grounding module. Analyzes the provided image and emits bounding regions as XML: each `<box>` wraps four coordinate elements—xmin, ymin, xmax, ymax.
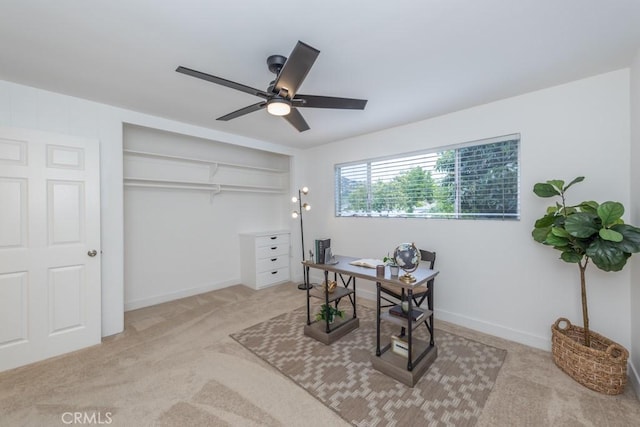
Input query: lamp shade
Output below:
<box><xmin>266</xmin><ymin>98</ymin><xmax>291</xmax><ymax>116</ymax></box>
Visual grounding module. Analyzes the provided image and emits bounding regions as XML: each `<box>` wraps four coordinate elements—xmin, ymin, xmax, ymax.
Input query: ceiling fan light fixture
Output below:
<box><xmin>266</xmin><ymin>98</ymin><xmax>291</xmax><ymax>116</ymax></box>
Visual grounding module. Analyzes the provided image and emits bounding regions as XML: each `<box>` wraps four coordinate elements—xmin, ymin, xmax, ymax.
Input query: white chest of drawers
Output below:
<box><xmin>239</xmin><ymin>230</ymin><xmax>291</xmax><ymax>290</ymax></box>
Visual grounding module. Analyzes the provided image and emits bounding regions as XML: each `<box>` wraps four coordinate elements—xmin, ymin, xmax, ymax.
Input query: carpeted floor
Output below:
<box><xmin>231</xmin><ymin>306</ymin><xmax>506</xmax><ymax>426</ymax></box>
<box><xmin>1</xmin><ymin>283</ymin><xmax>639</xmax><ymax>426</ymax></box>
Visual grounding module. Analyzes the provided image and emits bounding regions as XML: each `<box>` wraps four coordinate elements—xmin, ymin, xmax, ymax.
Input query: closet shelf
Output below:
<box><xmin>124</xmin><ymin>178</ymin><xmax>285</xmax><ymax>194</ymax></box>
<box><xmin>123</xmin><ymin>149</ymin><xmax>288</xmax><ymax>174</ymax></box>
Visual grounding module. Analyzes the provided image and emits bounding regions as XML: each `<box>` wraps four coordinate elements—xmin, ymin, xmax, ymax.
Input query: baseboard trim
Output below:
<box><xmin>629</xmin><ymin>360</ymin><xmax>640</xmax><ymax>400</ymax></box>
<box><xmin>124</xmin><ymin>279</ymin><xmax>240</xmax><ymax>311</ymax></box>
<box><xmin>356</xmin><ymin>287</ymin><xmax>550</xmax><ymax>351</ymax></box>
<box><xmin>434</xmin><ymin>309</ymin><xmax>551</xmax><ymax>351</ymax></box>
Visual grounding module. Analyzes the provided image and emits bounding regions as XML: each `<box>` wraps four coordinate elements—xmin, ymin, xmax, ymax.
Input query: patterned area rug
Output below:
<box><xmin>231</xmin><ymin>306</ymin><xmax>506</xmax><ymax>427</ymax></box>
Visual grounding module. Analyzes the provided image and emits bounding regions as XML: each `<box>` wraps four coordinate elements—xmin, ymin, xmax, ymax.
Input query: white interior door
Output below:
<box><xmin>0</xmin><ymin>126</ymin><xmax>101</xmax><ymax>372</ymax></box>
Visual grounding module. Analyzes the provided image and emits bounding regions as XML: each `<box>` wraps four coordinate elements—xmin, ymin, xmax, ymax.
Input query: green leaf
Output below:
<box><xmin>579</xmin><ymin>201</ymin><xmax>599</xmax><ymax>214</ymax></box>
<box><xmin>599</xmin><ymin>228</ymin><xmax>623</xmax><ymax>242</ymax></box>
<box><xmin>533</xmin><ymin>183</ymin><xmax>560</xmax><ymax>198</ymax></box>
<box><xmin>562</xmin><ymin>206</ymin><xmax>579</xmax><ymax>216</ymax></box>
<box><xmin>561</xmin><ymin>251</ymin><xmax>583</xmax><ymax>263</ymax></box>
<box><xmin>563</xmin><ymin>176</ymin><xmax>584</xmax><ymax>191</ymax></box>
<box><xmin>565</xmin><ymin>212</ymin><xmax>600</xmax><ymax>238</ymax></box>
<box><xmin>586</xmin><ymin>240</ymin><xmax>628</xmax><ymax>272</ymax></box>
<box><xmin>551</xmin><ymin>227</ymin><xmax>570</xmax><ymax>238</ymax></box>
<box><xmin>597</xmin><ymin>201</ymin><xmax>624</xmax><ymax>227</ymax></box>
<box><xmin>534</xmin><ymin>215</ymin><xmax>555</xmax><ymax>228</ymax></box>
<box><xmin>532</xmin><ymin>227</ymin><xmax>551</xmax><ymax>243</ymax></box>
<box><xmin>545</xmin><ymin>234</ymin><xmax>569</xmax><ymax>246</ymax></box>
<box><xmin>547</xmin><ymin>180</ymin><xmax>565</xmax><ymax>191</ymax></box>
<box><xmin>612</xmin><ymin>224</ymin><xmax>640</xmax><ymax>253</ymax></box>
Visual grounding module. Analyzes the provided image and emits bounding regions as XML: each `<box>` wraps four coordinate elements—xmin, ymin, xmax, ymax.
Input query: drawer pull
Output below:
<box><xmin>271</xmin><ymin>258</ymin><xmax>277</xmax><ymax>261</ymax></box>
<box><xmin>271</xmin><ymin>246</ymin><xmax>277</xmax><ymax>250</ymax></box>
<box><xmin>271</xmin><ymin>271</ymin><xmax>278</xmax><ymax>275</ymax></box>
<box><xmin>270</xmin><ymin>236</ymin><xmax>277</xmax><ymax>240</ymax></box>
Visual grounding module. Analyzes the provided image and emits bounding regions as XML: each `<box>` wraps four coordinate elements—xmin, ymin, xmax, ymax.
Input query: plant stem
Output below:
<box><xmin>579</xmin><ymin>259</ymin><xmax>591</xmax><ymax>347</ymax></box>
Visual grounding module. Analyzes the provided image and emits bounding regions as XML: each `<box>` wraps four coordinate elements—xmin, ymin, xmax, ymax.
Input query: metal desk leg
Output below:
<box><xmin>353</xmin><ymin>278</ymin><xmax>357</xmax><ymax>319</ymax></box>
<box><xmin>324</xmin><ymin>270</ymin><xmax>330</xmax><ymax>333</ymax></box>
<box><xmin>429</xmin><ymin>284</ymin><xmax>434</xmax><ymax>346</ymax></box>
<box><xmin>305</xmin><ymin>265</ymin><xmax>311</xmax><ymax>325</ymax></box>
<box><xmin>376</xmin><ymin>282</ymin><xmax>381</xmax><ymax>356</ymax></box>
<box><xmin>407</xmin><ymin>288</ymin><xmax>413</xmax><ymax>371</ymax></box>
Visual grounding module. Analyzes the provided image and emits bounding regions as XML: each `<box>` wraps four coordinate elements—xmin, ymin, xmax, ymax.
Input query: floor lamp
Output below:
<box><xmin>292</xmin><ymin>187</ymin><xmax>312</xmax><ymax>290</ymax></box>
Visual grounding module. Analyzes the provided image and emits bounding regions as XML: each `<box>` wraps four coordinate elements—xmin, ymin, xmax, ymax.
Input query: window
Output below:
<box><xmin>334</xmin><ymin>134</ymin><xmax>520</xmax><ymax>219</ymax></box>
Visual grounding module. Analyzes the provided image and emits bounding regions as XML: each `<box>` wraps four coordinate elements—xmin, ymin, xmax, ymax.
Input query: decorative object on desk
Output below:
<box><xmin>382</xmin><ymin>253</ymin><xmax>396</xmax><ymax>267</ymax></box>
<box><xmin>292</xmin><ymin>187</ymin><xmax>311</xmax><ymax>290</ymax></box>
<box><xmin>393</xmin><ymin>242</ymin><xmax>421</xmax><ymax>283</ymax></box>
<box><xmin>375</xmin><ymin>264</ymin><xmax>385</xmax><ymax>276</ymax></box>
<box><xmin>323</xmin><ymin>247</ymin><xmax>338</xmax><ymax>264</ymax></box>
<box><xmin>315</xmin><ymin>238</ymin><xmax>331</xmax><ymax>264</ymax></box>
<box><xmin>231</xmin><ymin>305</ymin><xmax>506</xmax><ymax>426</ymax></box>
<box><xmin>321</xmin><ymin>280</ymin><xmax>337</xmax><ymax>294</ymax></box>
<box><xmin>532</xmin><ymin>176</ymin><xmax>640</xmax><ymax>395</ymax></box>
<box><xmin>383</xmin><ymin>253</ymin><xmax>400</xmax><ymax>277</ymax></box>
<box><xmin>315</xmin><ymin>304</ymin><xmax>344</xmax><ymax>323</ymax></box>
<box><xmin>389</xmin><ymin>304</ymin><xmax>425</xmax><ymax>321</ymax></box>
<box><xmin>389</xmin><ymin>265</ymin><xmax>399</xmax><ymax>277</ymax></box>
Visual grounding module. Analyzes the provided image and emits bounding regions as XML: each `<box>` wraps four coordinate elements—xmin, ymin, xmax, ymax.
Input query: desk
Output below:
<box><xmin>302</xmin><ymin>255</ymin><xmax>361</xmax><ymax>344</ymax></box>
<box><xmin>372</xmin><ymin>262</ymin><xmax>439</xmax><ymax>387</ymax></box>
<box><xmin>303</xmin><ymin>255</ymin><xmax>439</xmax><ymax>386</ymax></box>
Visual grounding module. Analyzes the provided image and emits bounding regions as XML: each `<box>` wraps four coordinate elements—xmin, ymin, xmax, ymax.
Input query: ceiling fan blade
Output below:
<box><xmin>273</xmin><ymin>41</ymin><xmax>320</xmax><ymax>99</ymax></box>
<box><xmin>293</xmin><ymin>94</ymin><xmax>368</xmax><ymax>110</ymax></box>
<box><xmin>283</xmin><ymin>108</ymin><xmax>310</xmax><ymax>132</ymax></box>
<box><xmin>176</xmin><ymin>66</ymin><xmax>270</xmax><ymax>99</ymax></box>
<box><xmin>217</xmin><ymin>102</ymin><xmax>266</xmax><ymax>121</ymax></box>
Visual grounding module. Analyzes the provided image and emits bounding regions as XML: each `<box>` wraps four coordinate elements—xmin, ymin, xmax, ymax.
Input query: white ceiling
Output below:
<box><xmin>2</xmin><ymin>1</ymin><xmax>640</xmax><ymax>149</ymax></box>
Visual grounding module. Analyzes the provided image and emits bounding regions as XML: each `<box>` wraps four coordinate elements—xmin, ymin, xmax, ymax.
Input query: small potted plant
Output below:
<box><xmin>531</xmin><ymin>176</ymin><xmax>640</xmax><ymax>394</ymax></box>
<box><xmin>383</xmin><ymin>254</ymin><xmax>400</xmax><ymax>276</ymax></box>
<box><xmin>315</xmin><ymin>304</ymin><xmax>344</xmax><ymax>324</ymax></box>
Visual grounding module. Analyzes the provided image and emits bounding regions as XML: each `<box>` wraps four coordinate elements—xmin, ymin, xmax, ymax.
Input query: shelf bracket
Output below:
<box><xmin>209</xmin><ymin>163</ymin><xmax>219</xmax><ymax>182</ymax></box>
<box><xmin>209</xmin><ymin>184</ymin><xmax>222</xmax><ymax>202</ymax></box>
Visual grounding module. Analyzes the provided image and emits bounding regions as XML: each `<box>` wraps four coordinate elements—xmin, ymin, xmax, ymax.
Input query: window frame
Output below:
<box><xmin>334</xmin><ymin>134</ymin><xmax>521</xmax><ymax>220</ymax></box>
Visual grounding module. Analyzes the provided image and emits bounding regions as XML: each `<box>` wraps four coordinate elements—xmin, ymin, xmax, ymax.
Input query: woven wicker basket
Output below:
<box><xmin>551</xmin><ymin>317</ymin><xmax>629</xmax><ymax>395</ymax></box>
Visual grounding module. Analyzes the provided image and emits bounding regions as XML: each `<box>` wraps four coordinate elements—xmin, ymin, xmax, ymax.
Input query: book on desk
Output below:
<box><xmin>389</xmin><ymin>305</ymin><xmax>425</xmax><ymax>322</ymax></box>
<box><xmin>349</xmin><ymin>258</ymin><xmax>384</xmax><ymax>268</ymax></box>
<box><xmin>315</xmin><ymin>238</ymin><xmax>331</xmax><ymax>264</ymax></box>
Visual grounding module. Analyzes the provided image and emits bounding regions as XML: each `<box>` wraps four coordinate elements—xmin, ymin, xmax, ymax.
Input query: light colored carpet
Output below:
<box><xmin>231</xmin><ymin>306</ymin><xmax>506</xmax><ymax>426</ymax></box>
<box><xmin>0</xmin><ymin>283</ymin><xmax>639</xmax><ymax>426</ymax></box>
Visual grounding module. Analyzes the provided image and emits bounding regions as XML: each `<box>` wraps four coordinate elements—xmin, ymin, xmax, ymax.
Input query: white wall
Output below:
<box><xmin>298</xmin><ymin>70</ymin><xmax>632</xmax><ymax>352</ymax></box>
<box><xmin>123</xmin><ymin>125</ymin><xmax>291</xmax><ymax>310</ymax></box>
<box><xmin>630</xmin><ymin>49</ymin><xmax>640</xmax><ymax>395</ymax></box>
<box><xmin>0</xmin><ymin>79</ymin><xmax>297</xmax><ymax>336</ymax></box>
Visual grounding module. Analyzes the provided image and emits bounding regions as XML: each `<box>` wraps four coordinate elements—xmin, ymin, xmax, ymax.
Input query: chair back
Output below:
<box><xmin>419</xmin><ymin>249</ymin><xmax>436</xmax><ymax>269</ymax></box>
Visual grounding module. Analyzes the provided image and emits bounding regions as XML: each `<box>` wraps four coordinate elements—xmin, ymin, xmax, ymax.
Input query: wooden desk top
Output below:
<box><xmin>303</xmin><ymin>255</ymin><xmax>439</xmax><ymax>291</ymax></box>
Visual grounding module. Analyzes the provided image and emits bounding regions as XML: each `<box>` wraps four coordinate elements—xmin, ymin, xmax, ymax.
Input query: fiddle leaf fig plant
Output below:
<box><xmin>532</xmin><ymin>176</ymin><xmax>640</xmax><ymax>347</ymax></box>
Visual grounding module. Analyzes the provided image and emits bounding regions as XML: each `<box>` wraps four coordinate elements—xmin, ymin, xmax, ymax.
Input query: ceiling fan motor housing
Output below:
<box><xmin>267</xmin><ymin>55</ymin><xmax>287</xmax><ymax>75</ymax></box>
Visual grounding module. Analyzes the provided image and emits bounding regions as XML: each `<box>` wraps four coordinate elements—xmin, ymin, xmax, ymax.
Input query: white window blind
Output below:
<box><xmin>335</xmin><ymin>134</ymin><xmax>520</xmax><ymax>219</ymax></box>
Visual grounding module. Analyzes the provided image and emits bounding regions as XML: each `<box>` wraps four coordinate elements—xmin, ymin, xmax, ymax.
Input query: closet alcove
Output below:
<box><xmin>123</xmin><ymin>124</ymin><xmax>291</xmax><ymax>310</ymax></box>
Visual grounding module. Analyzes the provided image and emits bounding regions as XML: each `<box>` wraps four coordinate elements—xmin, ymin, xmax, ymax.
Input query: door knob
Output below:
<box><xmin>87</xmin><ymin>250</ymin><xmax>98</xmax><ymax>257</ymax></box>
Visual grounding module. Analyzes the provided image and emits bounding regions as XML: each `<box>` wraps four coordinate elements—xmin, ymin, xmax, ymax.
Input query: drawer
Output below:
<box><xmin>256</xmin><ymin>243</ymin><xmax>288</xmax><ymax>258</ymax></box>
<box><xmin>256</xmin><ymin>267</ymin><xmax>289</xmax><ymax>288</ymax></box>
<box><xmin>256</xmin><ymin>256</ymin><xmax>289</xmax><ymax>272</ymax></box>
<box><xmin>256</xmin><ymin>233</ymin><xmax>290</xmax><ymax>248</ymax></box>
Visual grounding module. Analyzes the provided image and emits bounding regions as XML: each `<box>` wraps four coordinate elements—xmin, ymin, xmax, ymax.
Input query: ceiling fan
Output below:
<box><xmin>176</xmin><ymin>41</ymin><xmax>367</xmax><ymax>132</ymax></box>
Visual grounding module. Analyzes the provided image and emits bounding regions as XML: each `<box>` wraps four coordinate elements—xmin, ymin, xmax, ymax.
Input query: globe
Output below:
<box><xmin>393</xmin><ymin>242</ymin><xmax>421</xmax><ymax>283</ymax></box>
